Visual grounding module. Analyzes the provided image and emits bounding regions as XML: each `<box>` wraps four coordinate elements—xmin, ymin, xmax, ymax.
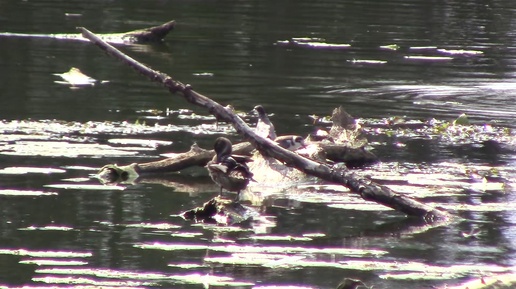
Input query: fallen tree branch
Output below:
<box><xmin>79</xmin><ymin>27</ymin><xmax>452</xmax><ymax>222</ymax></box>
<box><xmin>98</xmin><ymin>142</ymin><xmax>255</xmax><ymax>183</ymax></box>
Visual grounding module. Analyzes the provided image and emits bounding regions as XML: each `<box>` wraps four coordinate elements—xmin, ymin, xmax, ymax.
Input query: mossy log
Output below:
<box><xmin>80</xmin><ymin>27</ymin><xmax>452</xmax><ymax>223</ymax></box>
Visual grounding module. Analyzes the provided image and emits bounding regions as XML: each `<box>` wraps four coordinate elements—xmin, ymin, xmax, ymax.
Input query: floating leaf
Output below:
<box><xmin>453</xmin><ymin>113</ymin><xmax>470</xmax><ymax>126</ymax></box>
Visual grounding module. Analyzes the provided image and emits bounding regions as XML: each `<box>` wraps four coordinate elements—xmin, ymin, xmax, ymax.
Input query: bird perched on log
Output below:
<box><xmin>253</xmin><ymin>105</ymin><xmax>277</xmax><ymax>140</ymax></box>
<box><xmin>206</xmin><ymin>137</ymin><xmax>254</xmax><ymax>200</ymax></box>
<box><xmin>275</xmin><ymin>135</ymin><xmax>306</xmax><ymax>151</ymax></box>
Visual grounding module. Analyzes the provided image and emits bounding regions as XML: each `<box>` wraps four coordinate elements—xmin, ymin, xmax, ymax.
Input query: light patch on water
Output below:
<box><xmin>44</xmin><ymin>184</ymin><xmax>125</xmax><ymax>190</ymax></box>
<box><xmin>0</xmin><ymin>249</ymin><xmax>92</xmax><ymax>258</ymax></box>
<box><xmin>198</xmin><ymin>224</ymin><xmax>253</xmax><ymax>233</ymax></box>
<box><xmin>469</xmin><ymin>181</ymin><xmax>506</xmax><ymax>192</ymax></box>
<box><xmin>1</xmin><ymin>141</ymin><xmax>142</xmax><ymax>157</ymax></box>
<box><xmin>404</xmin><ymin>55</ymin><xmax>454</xmax><ymax>61</ymax></box>
<box><xmin>211</xmin><ymin>237</ymin><xmax>236</xmax><ymax>243</ymax></box>
<box><xmin>20</xmin><ymin>225</ymin><xmax>74</xmax><ymax>231</ymax></box>
<box><xmin>60</xmin><ymin>177</ymin><xmax>92</xmax><ymax>182</ymax></box>
<box><xmin>0</xmin><ymin>190</ymin><xmax>57</xmax><ymax>196</ymax></box>
<box><xmin>409</xmin><ymin>46</ymin><xmax>438</xmax><ymax>50</ymax></box>
<box><xmin>276</xmin><ymin>38</ymin><xmax>351</xmax><ymax>49</ymax></box>
<box><xmin>61</xmin><ymin>165</ymin><xmax>99</xmax><ymax>171</ymax></box>
<box><xmin>286</xmin><ymin>191</ymin><xmax>360</xmax><ymax>205</ymax></box>
<box><xmin>204</xmin><ymin>255</ymin><xmax>512</xmax><ymax>279</ymax></box>
<box><xmin>444</xmin><ymin>273</ymin><xmax>516</xmax><ymax>289</ymax></box>
<box><xmin>177</xmin><ymin>113</ymin><xmax>216</xmax><ymax>121</ymax></box>
<box><xmin>380</xmin><ymin>271</ymin><xmax>467</xmax><ymax>280</ymax></box>
<box><xmin>34</xmin><ymin>268</ymin><xmax>254</xmax><ymax>286</ymax></box>
<box><xmin>477</xmin><ymin>81</ymin><xmax>516</xmax><ymax>91</ymax></box>
<box><xmin>328</xmin><ymin>203</ymin><xmax>394</xmax><ymax>211</ymax></box>
<box><xmin>125</xmin><ymin>222</ymin><xmax>181</xmax><ymax>230</ymax></box>
<box><xmin>32</xmin><ymin>276</ymin><xmax>151</xmax><ymax>287</ymax></box>
<box><xmin>405</xmin><ymin>173</ymin><xmax>466</xmax><ymax>187</ymax></box>
<box><xmin>386</xmin><ymin>185</ymin><xmax>464</xmax><ymax>198</ymax></box>
<box><xmin>349</xmin><ymin>59</ymin><xmax>387</xmax><ymax>64</ymax></box>
<box><xmin>168</xmin><ymin>263</ymin><xmax>205</xmax><ymax>269</ymax></box>
<box><xmin>135</xmin><ymin>243</ymin><xmax>209</xmax><ymax>251</ymax></box>
<box><xmin>0</xmin><ymin>167</ymin><xmax>66</xmax><ymax>174</ymax></box>
<box><xmin>254</xmin><ymin>287</ymin><xmax>315</xmax><ymax>289</ymax></box>
<box><xmin>248</xmin><ymin>235</ymin><xmax>313</xmax><ymax>242</ymax></box>
<box><xmin>436</xmin><ymin>49</ymin><xmax>483</xmax><ymax>56</ymax></box>
<box><xmin>302</xmin><ymin>233</ymin><xmax>326</xmax><ymax>238</ymax></box>
<box><xmin>0</xmin><ymin>134</ymin><xmax>49</xmax><ymax>142</ymax></box>
<box><xmin>429</xmin><ymin>202</ymin><xmax>516</xmax><ymax>212</ymax></box>
<box><xmin>107</xmin><ymin>138</ymin><xmax>173</xmax><ymax>147</ymax></box>
<box><xmin>136</xmin><ymin>242</ymin><xmax>387</xmax><ymax>257</ymax></box>
<box><xmin>206</xmin><ymin>252</ymin><xmax>306</xmax><ymax>267</ymax></box>
<box><xmin>170</xmin><ymin>232</ymin><xmax>203</xmax><ymax>238</ymax></box>
<box><xmin>20</xmin><ymin>258</ymin><xmax>88</xmax><ymax>266</ymax></box>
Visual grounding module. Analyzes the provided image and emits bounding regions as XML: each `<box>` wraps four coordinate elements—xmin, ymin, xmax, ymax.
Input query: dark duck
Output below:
<box><xmin>206</xmin><ymin>137</ymin><xmax>254</xmax><ymax>200</ymax></box>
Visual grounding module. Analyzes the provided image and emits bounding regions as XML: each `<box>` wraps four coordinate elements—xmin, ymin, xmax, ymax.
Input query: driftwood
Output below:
<box><xmin>120</xmin><ymin>20</ymin><xmax>176</xmax><ymax>43</ymax></box>
<box><xmin>0</xmin><ymin>20</ymin><xmax>175</xmax><ymax>44</ymax></box>
<box><xmin>96</xmin><ymin>110</ymin><xmax>377</xmax><ymax>184</ymax></box>
<box><xmin>98</xmin><ymin>142</ymin><xmax>255</xmax><ymax>183</ymax></box>
<box><xmin>79</xmin><ymin>27</ymin><xmax>452</xmax><ymax>223</ymax></box>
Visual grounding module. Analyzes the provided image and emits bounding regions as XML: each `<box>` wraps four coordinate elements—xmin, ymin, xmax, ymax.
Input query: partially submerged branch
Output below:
<box><xmin>79</xmin><ymin>27</ymin><xmax>452</xmax><ymax>222</ymax></box>
<box><xmin>1</xmin><ymin>20</ymin><xmax>175</xmax><ymax>44</ymax></box>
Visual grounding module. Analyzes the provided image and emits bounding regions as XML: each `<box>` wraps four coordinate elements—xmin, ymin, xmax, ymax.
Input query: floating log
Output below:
<box><xmin>0</xmin><ymin>20</ymin><xmax>175</xmax><ymax>44</ymax></box>
<box><xmin>80</xmin><ymin>27</ymin><xmax>452</xmax><ymax>223</ymax></box>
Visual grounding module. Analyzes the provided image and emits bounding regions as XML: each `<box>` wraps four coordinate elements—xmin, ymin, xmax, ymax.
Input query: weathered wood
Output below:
<box><xmin>121</xmin><ymin>20</ymin><xmax>176</xmax><ymax>43</ymax></box>
<box><xmin>97</xmin><ymin>142</ymin><xmax>255</xmax><ymax>183</ymax></box>
<box><xmin>79</xmin><ymin>27</ymin><xmax>452</xmax><ymax>222</ymax></box>
<box><xmin>0</xmin><ymin>20</ymin><xmax>175</xmax><ymax>44</ymax></box>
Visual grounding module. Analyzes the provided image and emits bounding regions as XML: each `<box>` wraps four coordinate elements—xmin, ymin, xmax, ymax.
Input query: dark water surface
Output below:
<box><xmin>0</xmin><ymin>0</ymin><xmax>515</xmax><ymax>288</ymax></box>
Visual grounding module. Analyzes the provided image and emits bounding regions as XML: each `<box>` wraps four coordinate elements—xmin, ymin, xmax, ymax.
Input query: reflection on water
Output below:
<box><xmin>0</xmin><ymin>0</ymin><xmax>516</xmax><ymax>288</ymax></box>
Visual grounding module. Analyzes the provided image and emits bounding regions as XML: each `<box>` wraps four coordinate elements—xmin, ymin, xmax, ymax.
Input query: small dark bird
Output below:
<box><xmin>275</xmin><ymin>135</ymin><xmax>306</xmax><ymax>151</ymax></box>
<box><xmin>206</xmin><ymin>137</ymin><xmax>254</xmax><ymax>200</ymax></box>
<box><xmin>253</xmin><ymin>105</ymin><xmax>277</xmax><ymax>140</ymax></box>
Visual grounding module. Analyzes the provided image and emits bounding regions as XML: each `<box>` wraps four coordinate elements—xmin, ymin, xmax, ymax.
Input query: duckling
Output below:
<box><xmin>253</xmin><ymin>105</ymin><xmax>277</xmax><ymax>140</ymax></box>
<box><xmin>206</xmin><ymin>137</ymin><xmax>254</xmax><ymax>200</ymax></box>
<box><xmin>275</xmin><ymin>135</ymin><xmax>306</xmax><ymax>151</ymax></box>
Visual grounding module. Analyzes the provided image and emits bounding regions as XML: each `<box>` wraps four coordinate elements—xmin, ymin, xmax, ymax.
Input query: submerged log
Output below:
<box><xmin>80</xmin><ymin>27</ymin><xmax>452</xmax><ymax>222</ymax></box>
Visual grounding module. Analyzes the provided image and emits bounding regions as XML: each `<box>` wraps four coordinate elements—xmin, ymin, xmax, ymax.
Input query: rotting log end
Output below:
<box><xmin>97</xmin><ymin>163</ymin><xmax>139</xmax><ymax>184</ymax></box>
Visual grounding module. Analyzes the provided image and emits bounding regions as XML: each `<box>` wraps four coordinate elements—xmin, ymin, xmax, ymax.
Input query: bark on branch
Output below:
<box><xmin>79</xmin><ymin>27</ymin><xmax>452</xmax><ymax>223</ymax></box>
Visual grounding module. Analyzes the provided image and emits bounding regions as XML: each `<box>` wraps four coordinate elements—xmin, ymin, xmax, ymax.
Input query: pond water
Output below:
<box><xmin>0</xmin><ymin>0</ymin><xmax>515</xmax><ymax>288</ymax></box>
